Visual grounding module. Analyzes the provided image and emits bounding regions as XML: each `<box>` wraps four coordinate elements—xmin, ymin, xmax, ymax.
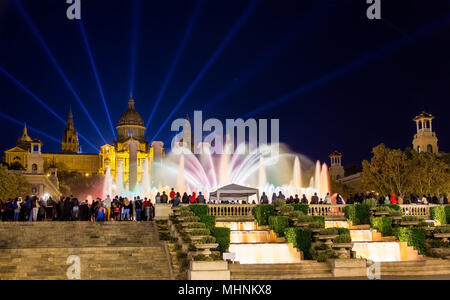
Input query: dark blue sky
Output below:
<box><xmin>0</xmin><ymin>0</ymin><xmax>449</xmax><ymax>166</ymax></box>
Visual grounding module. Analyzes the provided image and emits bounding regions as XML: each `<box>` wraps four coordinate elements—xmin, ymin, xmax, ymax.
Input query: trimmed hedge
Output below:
<box><xmin>189</xmin><ymin>205</ymin><xmax>209</xmax><ymax>217</ymax></box>
<box><xmin>268</xmin><ymin>216</ymin><xmax>289</xmax><ymax>237</ymax></box>
<box><xmin>312</xmin><ymin>216</ymin><xmax>325</xmax><ymax>228</ymax></box>
<box><xmin>387</xmin><ymin>204</ymin><xmax>401</xmax><ymax>211</ymax></box>
<box><xmin>336</xmin><ymin>228</ymin><xmax>350</xmax><ymax>236</ymax></box>
<box><xmin>211</xmin><ymin>227</ymin><xmax>231</xmax><ymax>253</ymax></box>
<box><xmin>430</xmin><ymin>206</ymin><xmax>450</xmax><ymax>224</ymax></box>
<box><xmin>292</xmin><ymin>204</ymin><xmax>309</xmax><ymax>215</ymax></box>
<box><xmin>370</xmin><ymin>217</ymin><xmax>393</xmax><ymax>236</ymax></box>
<box><xmin>284</xmin><ymin>227</ymin><xmax>313</xmax><ymax>259</ymax></box>
<box><xmin>394</xmin><ymin>227</ymin><xmax>427</xmax><ymax>255</ymax></box>
<box><xmin>344</xmin><ymin>204</ymin><xmax>371</xmax><ymax>225</ymax></box>
<box><xmin>200</xmin><ymin>215</ymin><xmax>216</xmax><ymax>230</ymax></box>
<box><xmin>252</xmin><ymin>205</ymin><xmax>275</xmax><ymax>226</ymax></box>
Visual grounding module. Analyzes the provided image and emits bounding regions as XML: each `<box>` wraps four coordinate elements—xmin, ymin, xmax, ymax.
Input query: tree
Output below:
<box><xmin>330</xmin><ymin>179</ymin><xmax>354</xmax><ymax>199</ymax></box>
<box><xmin>362</xmin><ymin>144</ymin><xmax>450</xmax><ymax>197</ymax></box>
<box><xmin>0</xmin><ymin>165</ymin><xmax>31</xmax><ymax>200</ymax></box>
<box><xmin>408</xmin><ymin>151</ymin><xmax>450</xmax><ymax>196</ymax></box>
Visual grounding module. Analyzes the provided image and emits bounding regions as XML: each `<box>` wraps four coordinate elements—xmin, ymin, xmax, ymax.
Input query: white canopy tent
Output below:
<box><xmin>209</xmin><ymin>184</ymin><xmax>260</xmax><ymax>203</ymax></box>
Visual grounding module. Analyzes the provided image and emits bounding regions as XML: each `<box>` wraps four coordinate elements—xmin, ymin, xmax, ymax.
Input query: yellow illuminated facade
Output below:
<box><xmin>3</xmin><ymin>97</ymin><xmax>164</xmax><ymax>185</ymax></box>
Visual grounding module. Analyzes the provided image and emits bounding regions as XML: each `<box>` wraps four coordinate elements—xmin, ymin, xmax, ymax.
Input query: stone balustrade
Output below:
<box><xmin>201</xmin><ymin>204</ymin><xmax>440</xmax><ymax>218</ymax></box>
<box><xmin>207</xmin><ymin>204</ymin><xmax>255</xmax><ymax>217</ymax></box>
<box><xmin>309</xmin><ymin>205</ymin><xmax>346</xmax><ymax>217</ymax></box>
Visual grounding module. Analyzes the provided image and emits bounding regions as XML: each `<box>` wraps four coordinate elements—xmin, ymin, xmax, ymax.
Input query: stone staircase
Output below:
<box><xmin>0</xmin><ymin>222</ymin><xmax>173</xmax><ymax>280</ymax></box>
<box><xmin>380</xmin><ymin>259</ymin><xmax>450</xmax><ymax>277</ymax></box>
<box><xmin>229</xmin><ymin>261</ymin><xmax>333</xmax><ymax>280</ymax></box>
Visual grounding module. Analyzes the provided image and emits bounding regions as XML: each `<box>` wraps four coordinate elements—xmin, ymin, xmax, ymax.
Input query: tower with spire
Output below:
<box><xmin>61</xmin><ymin>109</ymin><xmax>80</xmax><ymax>154</ymax></box>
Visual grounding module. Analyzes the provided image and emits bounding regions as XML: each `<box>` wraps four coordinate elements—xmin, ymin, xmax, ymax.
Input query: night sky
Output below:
<box><xmin>0</xmin><ymin>0</ymin><xmax>449</xmax><ymax>167</ymax></box>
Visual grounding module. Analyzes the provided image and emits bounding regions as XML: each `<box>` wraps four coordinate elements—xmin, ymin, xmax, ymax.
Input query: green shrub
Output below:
<box><xmin>189</xmin><ymin>205</ymin><xmax>209</xmax><ymax>217</ymax></box>
<box><xmin>363</xmin><ymin>198</ymin><xmax>377</xmax><ymax>208</ymax></box>
<box><xmin>180</xmin><ymin>210</ymin><xmax>195</xmax><ymax>217</ymax></box>
<box><xmin>297</xmin><ymin>214</ymin><xmax>314</xmax><ymax>223</ymax></box>
<box><xmin>309</xmin><ymin>221</ymin><xmax>325</xmax><ymax>229</ymax></box>
<box><xmin>426</xmin><ymin>238</ymin><xmax>450</xmax><ymax>249</ymax></box>
<box><xmin>394</xmin><ymin>227</ymin><xmax>426</xmax><ymax>255</ymax></box>
<box><xmin>333</xmin><ymin>234</ymin><xmax>352</xmax><ymax>244</ymax></box>
<box><xmin>434</xmin><ymin>226</ymin><xmax>450</xmax><ymax>233</ymax></box>
<box><xmin>319</xmin><ymin>228</ymin><xmax>339</xmax><ymax>236</ymax></box>
<box><xmin>376</xmin><ymin>206</ymin><xmax>389</xmax><ymax>212</ymax></box>
<box><xmin>187</xmin><ymin>223</ymin><xmax>206</xmax><ymax>228</ymax></box>
<box><xmin>193</xmin><ymin>254</ymin><xmax>208</xmax><ymax>261</ymax></box>
<box><xmin>268</xmin><ymin>216</ymin><xmax>289</xmax><ymax>237</ymax></box>
<box><xmin>200</xmin><ymin>215</ymin><xmax>216</xmax><ymax>230</ymax></box>
<box><xmin>252</xmin><ymin>204</ymin><xmax>275</xmax><ymax>225</ymax></box>
<box><xmin>336</xmin><ymin>228</ymin><xmax>350</xmax><ymax>236</ymax></box>
<box><xmin>284</xmin><ymin>227</ymin><xmax>313</xmax><ymax>258</ymax></box>
<box><xmin>310</xmin><ymin>249</ymin><xmax>338</xmax><ymax>262</ymax></box>
<box><xmin>389</xmin><ymin>209</ymin><xmax>402</xmax><ymax>217</ymax></box>
<box><xmin>292</xmin><ymin>203</ymin><xmax>309</xmax><ymax>215</ymax></box>
<box><xmin>184</xmin><ymin>216</ymin><xmax>200</xmax><ymax>222</ymax></box>
<box><xmin>190</xmin><ymin>229</ymin><xmax>211</xmax><ymax>236</ymax></box>
<box><xmin>387</xmin><ymin>204</ymin><xmax>401</xmax><ymax>211</ymax></box>
<box><xmin>188</xmin><ymin>243</ymin><xmax>197</xmax><ymax>251</ymax></box>
<box><xmin>344</xmin><ymin>204</ymin><xmax>370</xmax><ymax>225</ymax></box>
<box><xmin>312</xmin><ymin>216</ymin><xmax>325</xmax><ymax>228</ymax></box>
<box><xmin>371</xmin><ymin>217</ymin><xmax>393</xmax><ymax>236</ymax></box>
<box><xmin>199</xmin><ymin>236</ymin><xmax>216</xmax><ymax>244</ymax></box>
<box><xmin>273</xmin><ymin>198</ymin><xmax>286</xmax><ymax>208</ymax></box>
<box><xmin>211</xmin><ymin>227</ymin><xmax>231</xmax><ymax>253</ymax></box>
<box><xmin>279</xmin><ymin>205</ymin><xmax>294</xmax><ymax>216</ymax></box>
<box><xmin>430</xmin><ymin>206</ymin><xmax>450</xmax><ymax>224</ymax></box>
<box><xmin>288</xmin><ymin>211</ymin><xmax>304</xmax><ymax>219</ymax></box>
<box><xmin>402</xmin><ymin>216</ymin><xmax>419</xmax><ymax>222</ymax></box>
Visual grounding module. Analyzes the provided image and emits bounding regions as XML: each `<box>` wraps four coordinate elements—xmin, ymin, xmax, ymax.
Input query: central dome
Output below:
<box><xmin>118</xmin><ymin>97</ymin><xmax>145</xmax><ymax>127</ymax></box>
<box><xmin>116</xmin><ymin>97</ymin><xmax>146</xmax><ymax>143</ymax></box>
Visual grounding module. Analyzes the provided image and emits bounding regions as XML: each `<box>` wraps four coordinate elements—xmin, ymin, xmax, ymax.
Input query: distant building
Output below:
<box><xmin>3</xmin><ymin>97</ymin><xmax>165</xmax><ymax>197</ymax></box>
<box><xmin>332</xmin><ymin>110</ymin><xmax>443</xmax><ymax>195</ymax></box>
<box><xmin>412</xmin><ymin>111</ymin><xmax>439</xmax><ymax>154</ymax></box>
<box><xmin>329</xmin><ymin>150</ymin><xmax>345</xmax><ymax>180</ymax></box>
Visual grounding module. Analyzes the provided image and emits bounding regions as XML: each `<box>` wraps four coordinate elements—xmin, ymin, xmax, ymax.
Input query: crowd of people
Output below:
<box><xmin>1</xmin><ymin>189</ymin><xmax>448</xmax><ymax>222</ymax></box>
<box><xmin>345</xmin><ymin>192</ymin><xmax>449</xmax><ymax>205</ymax></box>
<box><xmin>259</xmin><ymin>191</ymin><xmax>344</xmax><ymax>205</ymax></box>
<box><xmin>0</xmin><ymin>195</ymin><xmax>156</xmax><ymax>222</ymax></box>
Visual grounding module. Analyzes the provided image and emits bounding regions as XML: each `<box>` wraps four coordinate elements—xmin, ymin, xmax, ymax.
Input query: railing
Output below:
<box><xmin>207</xmin><ymin>204</ymin><xmax>256</xmax><ymax>217</ymax></box>
<box><xmin>309</xmin><ymin>205</ymin><xmax>346</xmax><ymax>217</ymax></box>
<box><xmin>203</xmin><ymin>204</ymin><xmax>440</xmax><ymax>218</ymax></box>
<box><xmin>400</xmin><ymin>205</ymin><xmax>432</xmax><ymax>218</ymax></box>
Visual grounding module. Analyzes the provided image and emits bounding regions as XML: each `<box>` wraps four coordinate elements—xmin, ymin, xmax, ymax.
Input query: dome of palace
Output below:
<box><xmin>117</xmin><ymin>97</ymin><xmax>145</xmax><ymax>127</ymax></box>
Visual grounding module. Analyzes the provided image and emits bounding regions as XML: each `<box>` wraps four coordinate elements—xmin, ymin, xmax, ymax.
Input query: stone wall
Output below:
<box><xmin>0</xmin><ymin>222</ymin><xmax>173</xmax><ymax>280</ymax></box>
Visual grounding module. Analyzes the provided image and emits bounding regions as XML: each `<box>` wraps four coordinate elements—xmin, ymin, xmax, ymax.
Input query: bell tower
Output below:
<box><xmin>412</xmin><ymin>111</ymin><xmax>438</xmax><ymax>154</ymax></box>
<box><xmin>61</xmin><ymin>109</ymin><xmax>80</xmax><ymax>154</ymax></box>
<box><xmin>329</xmin><ymin>150</ymin><xmax>345</xmax><ymax>180</ymax></box>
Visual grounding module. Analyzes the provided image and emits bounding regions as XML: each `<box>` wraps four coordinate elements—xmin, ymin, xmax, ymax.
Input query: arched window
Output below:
<box><xmin>417</xmin><ymin>146</ymin><xmax>421</xmax><ymax>153</ymax></box>
<box><xmin>32</xmin><ymin>164</ymin><xmax>38</xmax><ymax>174</ymax></box>
<box><xmin>427</xmin><ymin>144</ymin><xmax>433</xmax><ymax>153</ymax></box>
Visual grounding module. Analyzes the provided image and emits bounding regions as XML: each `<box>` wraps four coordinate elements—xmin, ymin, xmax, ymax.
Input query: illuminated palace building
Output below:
<box><xmin>3</xmin><ymin>97</ymin><xmax>164</xmax><ymax>198</ymax></box>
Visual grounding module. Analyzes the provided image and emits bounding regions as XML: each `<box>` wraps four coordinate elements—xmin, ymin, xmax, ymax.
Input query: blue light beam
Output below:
<box><xmin>145</xmin><ymin>0</ymin><xmax>206</xmax><ymax>129</ymax></box>
<box><xmin>14</xmin><ymin>0</ymin><xmax>107</xmax><ymax>145</ymax></box>
<box><xmin>129</xmin><ymin>0</ymin><xmax>141</xmax><ymax>96</ymax></box>
<box><xmin>242</xmin><ymin>14</ymin><xmax>450</xmax><ymax>120</ymax></box>
<box><xmin>0</xmin><ymin>111</ymin><xmax>60</xmax><ymax>145</ymax></box>
<box><xmin>79</xmin><ymin>20</ymin><xmax>116</xmax><ymax>140</ymax></box>
<box><xmin>0</xmin><ymin>66</ymin><xmax>99</xmax><ymax>152</ymax></box>
<box><xmin>151</xmin><ymin>0</ymin><xmax>261</xmax><ymax>141</ymax></box>
<box><xmin>203</xmin><ymin>1</ymin><xmax>336</xmax><ymax>114</ymax></box>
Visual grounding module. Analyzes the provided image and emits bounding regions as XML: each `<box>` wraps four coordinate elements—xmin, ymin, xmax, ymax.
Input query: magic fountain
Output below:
<box><xmin>103</xmin><ymin>142</ymin><xmax>331</xmax><ymax>201</ymax></box>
